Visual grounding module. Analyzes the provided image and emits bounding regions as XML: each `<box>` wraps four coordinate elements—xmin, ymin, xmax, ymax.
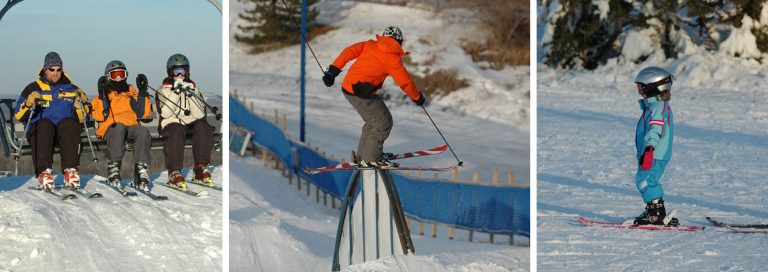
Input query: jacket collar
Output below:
<box><xmin>638</xmin><ymin>96</ymin><xmax>661</xmax><ymax>110</ymax></box>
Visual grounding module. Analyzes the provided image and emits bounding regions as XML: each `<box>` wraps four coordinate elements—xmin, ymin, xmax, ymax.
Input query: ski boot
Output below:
<box><xmin>167</xmin><ymin>170</ymin><xmax>187</xmax><ymax>190</ymax></box>
<box><xmin>107</xmin><ymin>160</ymin><xmax>122</xmax><ymax>188</ymax></box>
<box><xmin>133</xmin><ymin>162</ymin><xmax>150</xmax><ymax>191</ymax></box>
<box><xmin>633</xmin><ymin>198</ymin><xmax>678</xmax><ymax>226</ymax></box>
<box><xmin>38</xmin><ymin>168</ymin><xmax>55</xmax><ymax>190</ymax></box>
<box><xmin>63</xmin><ymin>168</ymin><xmax>81</xmax><ymax>189</ymax></box>
<box><xmin>355</xmin><ymin>153</ymin><xmax>399</xmax><ymax>168</ymax></box>
<box><xmin>193</xmin><ymin>163</ymin><xmax>214</xmax><ymax>187</ymax></box>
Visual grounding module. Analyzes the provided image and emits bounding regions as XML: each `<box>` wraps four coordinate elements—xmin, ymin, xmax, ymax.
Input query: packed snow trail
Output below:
<box><xmin>229</xmin><ymin>156</ymin><xmax>529</xmax><ymax>272</ymax></box>
<box><xmin>0</xmin><ymin>169</ymin><xmax>222</xmax><ymax>271</ymax></box>
<box><xmin>537</xmin><ymin>59</ymin><xmax>768</xmax><ymax>271</ymax></box>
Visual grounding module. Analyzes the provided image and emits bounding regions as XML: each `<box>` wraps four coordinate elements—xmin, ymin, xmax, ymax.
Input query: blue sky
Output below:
<box><xmin>0</xmin><ymin>0</ymin><xmax>222</xmax><ymax>97</ymax></box>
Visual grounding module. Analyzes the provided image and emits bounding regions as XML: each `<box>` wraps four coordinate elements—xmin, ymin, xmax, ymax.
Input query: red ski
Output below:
<box><xmin>304</xmin><ymin>164</ymin><xmax>456</xmax><ymax>174</ymax></box>
<box><xmin>578</xmin><ymin>216</ymin><xmax>704</xmax><ymax>232</ymax></box>
<box><xmin>385</xmin><ymin>144</ymin><xmax>448</xmax><ymax>160</ymax></box>
<box><xmin>304</xmin><ymin>145</ymin><xmax>453</xmax><ymax>174</ymax></box>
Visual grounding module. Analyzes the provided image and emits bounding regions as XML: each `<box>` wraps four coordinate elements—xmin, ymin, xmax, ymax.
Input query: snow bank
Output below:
<box><xmin>0</xmin><ymin>168</ymin><xmax>222</xmax><ymax>271</ymax></box>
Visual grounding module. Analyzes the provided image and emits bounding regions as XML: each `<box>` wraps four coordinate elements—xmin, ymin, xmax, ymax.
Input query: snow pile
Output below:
<box><xmin>229</xmin><ymin>1</ymin><xmax>529</xmax><ymax>183</ymax></box>
<box><xmin>538</xmin><ymin>52</ymin><xmax>768</xmax><ymax>270</ymax></box>
<box><xmin>229</xmin><ymin>156</ymin><xmax>529</xmax><ymax>272</ymax></box>
<box><xmin>0</xmin><ymin>168</ymin><xmax>222</xmax><ymax>271</ymax></box>
<box><xmin>230</xmin><ymin>1</ymin><xmax>529</xmax><ymax>128</ymax></box>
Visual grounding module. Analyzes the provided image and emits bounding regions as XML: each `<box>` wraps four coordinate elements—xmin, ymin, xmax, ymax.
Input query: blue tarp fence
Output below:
<box><xmin>230</xmin><ymin>96</ymin><xmax>529</xmax><ymax>237</ymax></box>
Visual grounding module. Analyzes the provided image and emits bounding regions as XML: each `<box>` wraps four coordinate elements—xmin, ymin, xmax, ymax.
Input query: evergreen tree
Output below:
<box><xmin>235</xmin><ymin>0</ymin><xmax>319</xmax><ymax>49</ymax></box>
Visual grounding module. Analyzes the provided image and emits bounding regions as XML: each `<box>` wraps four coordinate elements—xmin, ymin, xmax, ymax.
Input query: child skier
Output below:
<box><xmin>632</xmin><ymin>66</ymin><xmax>676</xmax><ymax>226</ymax></box>
<box><xmin>322</xmin><ymin>26</ymin><xmax>425</xmax><ymax>166</ymax></box>
<box><xmin>156</xmin><ymin>54</ymin><xmax>216</xmax><ymax>190</ymax></box>
<box><xmin>90</xmin><ymin>60</ymin><xmax>153</xmax><ymax>190</ymax></box>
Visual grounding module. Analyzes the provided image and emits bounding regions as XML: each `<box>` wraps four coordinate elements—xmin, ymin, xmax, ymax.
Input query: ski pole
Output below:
<box><xmin>77</xmin><ymin>98</ymin><xmax>98</xmax><ymax>163</ymax></box>
<box><xmin>420</xmin><ymin>105</ymin><xmax>463</xmax><ymax>167</ymax></box>
<box><xmin>146</xmin><ymin>84</ymin><xmax>192</xmax><ymax>116</ymax></box>
<box><xmin>15</xmin><ymin>105</ymin><xmax>36</xmax><ymax>175</ymax></box>
<box><xmin>279</xmin><ymin>0</ymin><xmax>326</xmax><ymax>74</ymax></box>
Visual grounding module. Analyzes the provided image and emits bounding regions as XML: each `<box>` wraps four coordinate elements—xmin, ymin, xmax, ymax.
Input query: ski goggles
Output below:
<box><xmin>108</xmin><ymin>69</ymin><xmax>127</xmax><ymax>81</ymax></box>
<box><xmin>172</xmin><ymin>66</ymin><xmax>188</xmax><ymax>77</ymax></box>
<box><xmin>46</xmin><ymin>67</ymin><xmax>62</xmax><ymax>72</ymax></box>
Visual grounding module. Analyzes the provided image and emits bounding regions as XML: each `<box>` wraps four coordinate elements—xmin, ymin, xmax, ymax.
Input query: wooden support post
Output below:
<box><xmin>431</xmin><ymin>223</ymin><xmax>438</xmax><ymax>238</ymax></box>
<box><xmin>433</xmin><ymin>173</ymin><xmax>439</xmax><ymax>179</ymax></box>
<box><xmin>261</xmin><ymin>149</ymin><xmax>268</xmax><ymax>167</ymax></box>
<box><xmin>490</xmin><ymin>233</ymin><xmax>495</xmax><ymax>244</ymax></box>
<box><xmin>469</xmin><ymin>172</ymin><xmax>479</xmax><ymax>241</ymax></box>
<box><xmin>451</xmin><ymin>167</ymin><xmax>458</xmax><ymax>182</ymax></box>
<box><xmin>492</xmin><ymin>168</ymin><xmax>500</xmax><ymax>186</ymax></box>
<box><xmin>323</xmin><ymin>192</ymin><xmax>328</xmax><ymax>206</ymax></box>
<box><xmin>315</xmin><ymin>185</ymin><xmax>319</xmax><ymax>202</ymax></box>
<box><xmin>306</xmin><ymin>179</ymin><xmax>310</xmax><ymax>196</ymax></box>
<box><xmin>242</xmin><ymin>96</ymin><xmax>246</xmax><ymax>104</ymax></box>
<box><xmin>233</xmin><ymin>88</ymin><xmax>238</xmax><ymax>98</ymax></box>
<box><xmin>297</xmin><ymin>173</ymin><xmax>302</xmax><ymax>191</ymax></box>
<box><xmin>449</xmin><ymin>225</ymin><xmax>455</xmax><ymax>240</ymax></box>
<box><xmin>508</xmin><ymin>171</ymin><xmax>515</xmax><ymax>186</ymax></box>
<box><xmin>509</xmin><ymin>235</ymin><xmax>514</xmax><ymax>245</ymax></box>
<box><xmin>273</xmin><ymin>109</ymin><xmax>278</xmax><ymax>125</ymax></box>
<box><xmin>282</xmin><ymin>114</ymin><xmax>287</xmax><ymax>131</ymax></box>
<box><xmin>419</xmin><ymin>221</ymin><xmax>425</xmax><ymax>236</ymax></box>
<box><xmin>249</xmin><ymin>101</ymin><xmax>254</xmax><ymax>112</ymax></box>
<box><xmin>331</xmin><ymin>197</ymin><xmax>335</xmax><ymax>209</ymax></box>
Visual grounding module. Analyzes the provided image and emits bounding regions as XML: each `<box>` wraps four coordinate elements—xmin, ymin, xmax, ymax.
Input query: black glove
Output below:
<box><xmin>322</xmin><ymin>65</ymin><xmax>341</xmax><ymax>87</ymax></box>
<box><xmin>412</xmin><ymin>93</ymin><xmax>426</xmax><ymax>106</ymax></box>
<box><xmin>136</xmin><ymin>74</ymin><xmax>149</xmax><ymax>96</ymax></box>
<box><xmin>97</xmin><ymin>76</ymin><xmax>109</xmax><ymax>97</ymax></box>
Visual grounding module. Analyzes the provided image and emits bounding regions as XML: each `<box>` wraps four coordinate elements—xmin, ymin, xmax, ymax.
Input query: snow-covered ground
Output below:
<box><xmin>229</xmin><ymin>155</ymin><xmax>529</xmax><ymax>272</ymax></box>
<box><xmin>230</xmin><ymin>1</ymin><xmax>530</xmax><ymax>183</ymax></box>
<box><xmin>537</xmin><ymin>54</ymin><xmax>768</xmax><ymax>270</ymax></box>
<box><xmin>0</xmin><ymin>168</ymin><xmax>222</xmax><ymax>271</ymax></box>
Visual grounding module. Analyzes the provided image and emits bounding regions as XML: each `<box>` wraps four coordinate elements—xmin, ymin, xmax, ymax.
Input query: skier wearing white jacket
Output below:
<box><xmin>156</xmin><ymin>53</ymin><xmax>215</xmax><ymax>190</ymax></box>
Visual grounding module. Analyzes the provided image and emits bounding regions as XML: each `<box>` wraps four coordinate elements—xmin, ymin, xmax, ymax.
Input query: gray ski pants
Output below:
<box><xmin>344</xmin><ymin>92</ymin><xmax>393</xmax><ymax>162</ymax></box>
<box><xmin>104</xmin><ymin>123</ymin><xmax>151</xmax><ymax>164</ymax></box>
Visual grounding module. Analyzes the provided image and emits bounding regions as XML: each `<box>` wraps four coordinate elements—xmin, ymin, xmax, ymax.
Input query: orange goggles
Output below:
<box><xmin>109</xmin><ymin>69</ymin><xmax>127</xmax><ymax>81</ymax></box>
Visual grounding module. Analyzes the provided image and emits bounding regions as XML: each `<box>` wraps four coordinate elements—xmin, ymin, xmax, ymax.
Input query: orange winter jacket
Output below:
<box><xmin>331</xmin><ymin>35</ymin><xmax>421</xmax><ymax>100</ymax></box>
<box><xmin>90</xmin><ymin>85</ymin><xmax>152</xmax><ymax>138</ymax></box>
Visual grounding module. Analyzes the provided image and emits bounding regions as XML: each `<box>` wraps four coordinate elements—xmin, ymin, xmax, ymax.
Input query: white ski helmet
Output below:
<box><xmin>383</xmin><ymin>26</ymin><xmax>403</xmax><ymax>44</ymax></box>
<box><xmin>634</xmin><ymin>66</ymin><xmax>672</xmax><ymax>96</ymax></box>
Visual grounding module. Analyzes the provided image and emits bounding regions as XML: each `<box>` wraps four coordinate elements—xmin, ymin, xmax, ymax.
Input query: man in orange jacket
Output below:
<box><xmin>91</xmin><ymin>60</ymin><xmax>153</xmax><ymax>190</ymax></box>
<box><xmin>322</xmin><ymin>26</ymin><xmax>425</xmax><ymax>165</ymax></box>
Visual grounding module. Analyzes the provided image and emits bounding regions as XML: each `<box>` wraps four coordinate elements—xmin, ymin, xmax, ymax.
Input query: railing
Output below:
<box><xmin>230</xmin><ymin>94</ymin><xmax>529</xmax><ymax>240</ymax></box>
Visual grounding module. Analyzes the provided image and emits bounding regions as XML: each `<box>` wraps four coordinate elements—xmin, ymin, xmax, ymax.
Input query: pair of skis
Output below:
<box><xmin>27</xmin><ymin>186</ymin><xmax>103</xmax><ymax>201</ymax></box>
<box><xmin>304</xmin><ymin>144</ymin><xmax>456</xmax><ymax>174</ymax></box>
<box><xmin>578</xmin><ymin>215</ymin><xmax>768</xmax><ymax>233</ymax></box>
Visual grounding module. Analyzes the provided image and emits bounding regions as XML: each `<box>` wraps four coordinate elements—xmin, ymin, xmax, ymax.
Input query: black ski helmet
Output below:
<box><xmin>104</xmin><ymin>60</ymin><xmax>127</xmax><ymax>81</ymax></box>
<box><xmin>383</xmin><ymin>26</ymin><xmax>403</xmax><ymax>45</ymax></box>
<box><xmin>166</xmin><ymin>53</ymin><xmax>190</xmax><ymax>77</ymax></box>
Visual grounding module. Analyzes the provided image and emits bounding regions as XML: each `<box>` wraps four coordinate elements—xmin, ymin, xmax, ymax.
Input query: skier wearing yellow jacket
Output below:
<box><xmin>90</xmin><ymin>60</ymin><xmax>153</xmax><ymax>190</ymax></box>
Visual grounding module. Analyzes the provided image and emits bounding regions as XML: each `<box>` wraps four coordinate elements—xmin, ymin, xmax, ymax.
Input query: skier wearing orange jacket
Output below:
<box><xmin>322</xmin><ymin>26</ymin><xmax>425</xmax><ymax>165</ymax></box>
<box><xmin>91</xmin><ymin>60</ymin><xmax>153</xmax><ymax>190</ymax></box>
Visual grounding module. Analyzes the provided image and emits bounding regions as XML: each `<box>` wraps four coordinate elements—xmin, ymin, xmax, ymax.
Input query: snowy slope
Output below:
<box><xmin>229</xmin><ymin>156</ymin><xmax>529</xmax><ymax>272</ymax></box>
<box><xmin>229</xmin><ymin>1</ymin><xmax>530</xmax><ymax>183</ymax></box>
<box><xmin>0</xmin><ymin>168</ymin><xmax>222</xmax><ymax>272</ymax></box>
<box><xmin>537</xmin><ymin>56</ymin><xmax>768</xmax><ymax>270</ymax></box>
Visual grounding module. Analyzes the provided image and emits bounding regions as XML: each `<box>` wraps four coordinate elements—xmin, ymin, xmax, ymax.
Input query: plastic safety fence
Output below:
<box><xmin>230</xmin><ymin>96</ymin><xmax>530</xmax><ymax>237</ymax></box>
